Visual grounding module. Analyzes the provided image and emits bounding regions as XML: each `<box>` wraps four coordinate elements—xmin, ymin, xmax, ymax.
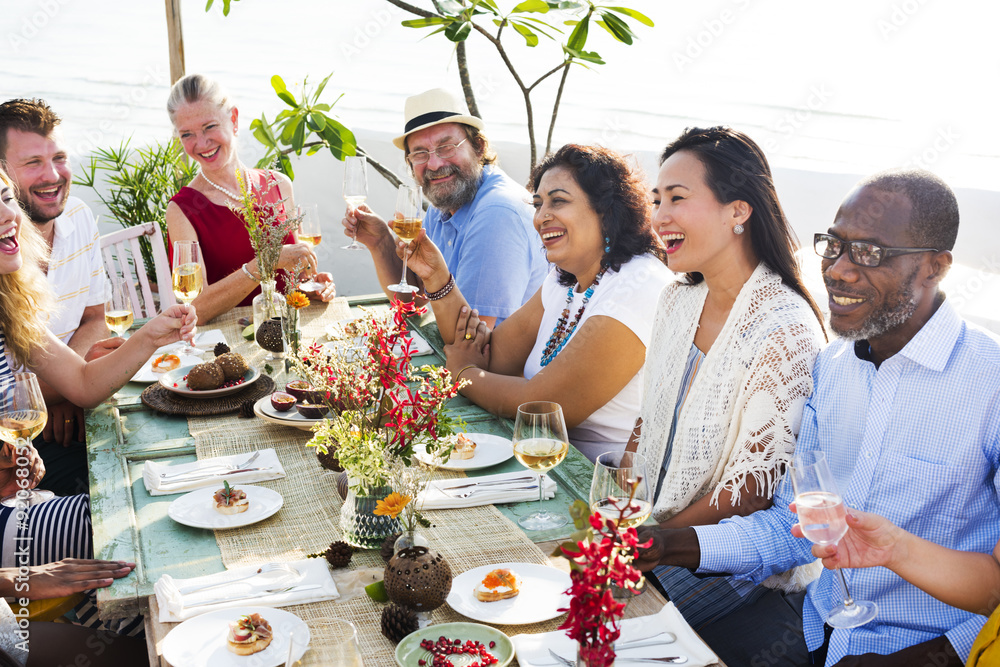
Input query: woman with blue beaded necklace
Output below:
<box><xmin>403</xmin><ymin>144</ymin><xmax>671</xmax><ymax>461</ymax></box>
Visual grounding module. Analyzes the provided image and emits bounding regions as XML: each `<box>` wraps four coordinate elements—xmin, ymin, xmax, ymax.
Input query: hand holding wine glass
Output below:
<box><xmin>171</xmin><ymin>241</ymin><xmax>203</xmax><ymax>354</ymax></box>
<box><xmin>388</xmin><ymin>185</ymin><xmax>423</xmax><ymax>295</ymax></box>
<box><xmin>0</xmin><ymin>373</ymin><xmax>53</xmax><ymax>507</ymax></box>
<box><xmin>342</xmin><ymin>155</ymin><xmax>368</xmax><ymax>251</ymax></box>
<box><xmin>296</xmin><ymin>204</ymin><xmax>324</xmax><ymax>292</ymax></box>
<box><xmin>512</xmin><ymin>401</ymin><xmax>570</xmax><ymax>531</ymax></box>
<box><xmin>790</xmin><ymin>450</ymin><xmax>878</xmax><ymax>628</ymax></box>
<box><xmin>104</xmin><ymin>275</ymin><xmax>135</xmax><ymax>337</ymax></box>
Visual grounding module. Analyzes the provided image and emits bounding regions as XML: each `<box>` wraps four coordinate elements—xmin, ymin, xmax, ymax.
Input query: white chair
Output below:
<box><xmin>99</xmin><ymin>222</ymin><xmax>176</xmax><ymax>318</ymax></box>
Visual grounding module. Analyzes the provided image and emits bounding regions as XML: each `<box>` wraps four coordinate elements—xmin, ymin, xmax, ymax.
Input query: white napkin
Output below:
<box><xmin>155</xmin><ymin>558</ymin><xmax>339</xmax><ymax>622</ymax></box>
<box><xmin>512</xmin><ymin>602</ymin><xmax>719</xmax><ymax>667</ymax></box>
<box><xmin>142</xmin><ymin>449</ymin><xmax>286</xmax><ymax>496</ymax></box>
<box><xmin>130</xmin><ymin>329</ymin><xmax>229</xmax><ymax>382</ymax></box>
<box><xmin>419</xmin><ymin>471</ymin><xmax>556</xmax><ymax>510</ymax></box>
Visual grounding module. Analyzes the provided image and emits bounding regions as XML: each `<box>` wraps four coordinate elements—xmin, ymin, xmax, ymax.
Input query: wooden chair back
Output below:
<box><xmin>99</xmin><ymin>222</ymin><xmax>176</xmax><ymax>318</ymax></box>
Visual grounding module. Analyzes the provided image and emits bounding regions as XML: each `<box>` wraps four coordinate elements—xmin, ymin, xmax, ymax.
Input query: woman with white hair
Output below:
<box><xmin>165</xmin><ymin>73</ymin><xmax>336</xmax><ymax>324</ymax></box>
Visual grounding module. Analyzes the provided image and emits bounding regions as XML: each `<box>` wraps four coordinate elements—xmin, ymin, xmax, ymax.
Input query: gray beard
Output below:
<box><xmin>829</xmin><ymin>267</ymin><xmax>920</xmax><ymax>341</ymax></box>
<box><xmin>424</xmin><ymin>162</ymin><xmax>482</xmax><ymax>213</ymax></box>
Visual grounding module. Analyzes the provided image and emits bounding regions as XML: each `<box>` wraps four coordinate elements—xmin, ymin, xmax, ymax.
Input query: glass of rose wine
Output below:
<box><xmin>0</xmin><ymin>373</ymin><xmax>54</xmax><ymax>507</ymax></box>
<box><xmin>791</xmin><ymin>450</ymin><xmax>878</xmax><ymax>628</ymax></box>
<box><xmin>104</xmin><ymin>275</ymin><xmax>135</xmax><ymax>337</ymax></box>
<box><xmin>342</xmin><ymin>155</ymin><xmax>368</xmax><ymax>251</ymax></box>
<box><xmin>171</xmin><ymin>240</ymin><xmax>203</xmax><ymax>355</ymax></box>
<box><xmin>296</xmin><ymin>204</ymin><xmax>324</xmax><ymax>292</ymax></box>
<box><xmin>512</xmin><ymin>401</ymin><xmax>570</xmax><ymax>531</ymax></box>
<box><xmin>387</xmin><ymin>184</ymin><xmax>422</xmax><ymax>294</ymax></box>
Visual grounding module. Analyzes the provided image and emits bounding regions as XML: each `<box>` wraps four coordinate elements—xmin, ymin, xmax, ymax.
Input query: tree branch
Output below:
<box><xmin>355</xmin><ymin>145</ymin><xmax>403</xmax><ymax>189</ymax></box>
<box><xmin>456</xmin><ymin>42</ymin><xmax>481</xmax><ymax>118</ymax></box>
<box><xmin>383</xmin><ymin>0</ymin><xmax>435</xmax><ymax>18</ymax></box>
<box><xmin>545</xmin><ymin>62</ymin><xmax>571</xmax><ymax>154</ymax></box>
<box><xmin>527</xmin><ymin>60</ymin><xmax>570</xmax><ymax>93</ymax></box>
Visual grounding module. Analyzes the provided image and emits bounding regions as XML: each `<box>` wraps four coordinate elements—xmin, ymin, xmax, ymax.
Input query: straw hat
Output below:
<box><xmin>393</xmin><ymin>88</ymin><xmax>485</xmax><ymax>150</ymax></box>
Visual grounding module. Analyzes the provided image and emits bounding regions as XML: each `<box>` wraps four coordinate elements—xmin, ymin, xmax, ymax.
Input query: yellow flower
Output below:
<box><xmin>373</xmin><ymin>492</ymin><xmax>411</xmax><ymax>518</ymax></box>
<box><xmin>286</xmin><ymin>291</ymin><xmax>310</xmax><ymax>309</ymax></box>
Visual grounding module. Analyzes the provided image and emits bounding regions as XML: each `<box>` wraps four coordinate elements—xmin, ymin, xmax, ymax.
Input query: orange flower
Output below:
<box><xmin>286</xmin><ymin>291</ymin><xmax>310</xmax><ymax>309</ymax></box>
<box><xmin>373</xmin><ymin>492</ymin><xmax>411</xmax><ymax>518</ymax></box>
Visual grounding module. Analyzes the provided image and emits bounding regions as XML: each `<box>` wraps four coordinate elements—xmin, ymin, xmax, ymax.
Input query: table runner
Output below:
<box><xmin>187</xmin><ymin>300</ymin><xmax>565</xmax><ymax>664</ymax></box>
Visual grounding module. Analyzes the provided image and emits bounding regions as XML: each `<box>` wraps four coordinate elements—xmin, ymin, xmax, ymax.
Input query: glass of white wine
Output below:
<box><xmin>104</xmin><ymin>275</ymin><xmax>135</xmax><ymax>337</ymax></box>
<box><xmin>512</xmin><ymin>401</ymin><xmax>570</xmax><ymax>531</ymax></box>
<box><xmin>590</xmin><ymin>451</ymin><xmax>652</xmax><ymax>529</ymax></box>
<box><xmin>0</xmin><ymin>373</ymin><xmax>54</xmax><ymax>507</ymax></box>
<box><xmin>171</xmin><ymin>240</ymin><xmax>203</xmax><ymax>355</ymax></box>
<box><xmin>387</xmin><ymin>185</ymin><xmax>423</xmax><ymax>294</ymax></box>
<box><xmin>296</xmin><ymin>204</ymin><xmax>324</xmax><ymax>292</ymax></box>
<box><xmin>791</xmin><ymin>450</ymin><xmax>878</xmax><ymax>628</ymax></box>
<box><xmin>342</xmin><ymin>155</ymin><xmax>368</xmax><ymax>251</ymax></box>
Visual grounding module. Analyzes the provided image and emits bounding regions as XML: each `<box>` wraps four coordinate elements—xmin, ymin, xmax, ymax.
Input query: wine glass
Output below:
<box><xmin>171</xmin><ymin>240</ymin><xmax>203</xmax><ymax>355</ymax></box>
<box><xmin>790</xmin><ymin>450</ymin><xmax>878</xmax><ymax>628</ymax></box>
<box><xmin>590</xmin><ymin>451</ymin><xmax>652</xmax><ymax>529</ymax></box>
<box><xmin>387</xmin><ymin>185</ymin><xmax>422</xmax><ymax>294</ymax></box>
<box><xmin>286</xmin><ymin>619</ymin><xmax>363</xmax><ymax>666</ymax></box>
<box><xmin>512</xmin><ymin>401</ymin><xmax>570</xmax><ymax>531</ymax></box>
<box><xmin>0</xmin><ymin>373</ymin><xmax>54</xmax><ymax>507</ymax></box>
<box><xmin>342</xmin><ymin>155</ymin><xmax>368</xmax><ymax>251</ymax></box>
<box><xmin>296</xmin><ymin>204</ymin><xmax>324</xmax><ymax>292</ymax></box>
<box><xmin>104</xmin><ymin>275</ymin><xmax>135</xmax><ymax>337</ymax></box>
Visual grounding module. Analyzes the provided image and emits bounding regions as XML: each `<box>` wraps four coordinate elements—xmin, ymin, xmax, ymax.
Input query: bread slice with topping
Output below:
<box><xmin>227</xmin><ymin>613</ymin><xmax>272</xmax><ymax>655</ymax></box>
<box><xmin>474</xmin><ymin>568</ymin><xmax>519</xmax><ymax>602</ymax></box>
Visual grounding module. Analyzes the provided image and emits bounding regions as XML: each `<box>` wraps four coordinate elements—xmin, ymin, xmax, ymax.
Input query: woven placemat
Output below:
<box><xmin>141</xmin><ymin>375</ymin><xmax>274</xmax><ymax>416</ymax></box>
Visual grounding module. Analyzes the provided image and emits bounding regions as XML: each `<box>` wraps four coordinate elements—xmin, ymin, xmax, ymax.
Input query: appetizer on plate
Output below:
<box><xmin>451</xmin><ymin>434</ymin><xmax>477</xmax><ymax>461</ymax></box>
<box><xmin>214</xmin><ymin>481</ymin><xmax>249</xmax><ymax>515</ymax></box>
<box><xmin>474</xmin><ymin>568</ymin><xmax>519</xmax><ymax>602</ymax></box>
<box><xmin>227</xmin><ymin>613</ymin><xmax>272</xmax><ymax>655</ymax></box>
<box><xmin>152</xmin><ymin>353</ymin><xmax>181</xmax><ymax>373</ymax></box>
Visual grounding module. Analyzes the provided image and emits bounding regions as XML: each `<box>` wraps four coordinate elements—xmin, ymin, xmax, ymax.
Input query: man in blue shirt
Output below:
<box><xmin>635</xmin><ymin>169</ymin><xmax>1000</xmax><ymax>667</ymax></box>
<box><xmin>344</xmin><ymin>88</ymin><xmax>547</xmax><ymax>327</ymax></box>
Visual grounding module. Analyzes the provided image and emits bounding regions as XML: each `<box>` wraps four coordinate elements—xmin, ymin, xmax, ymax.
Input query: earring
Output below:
<box><xmin>733</xmin><ymin>224</ymin><xmax>744</xmax><ymax>235</ymax></box>
<box><xmin>604</xmin><ymin>236</ymin><xmax>611</xmax><ymax>253</ymax></box>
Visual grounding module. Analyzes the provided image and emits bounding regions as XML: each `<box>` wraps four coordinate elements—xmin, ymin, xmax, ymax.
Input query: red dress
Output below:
<box><xmin>169</xmin><ymin>171</ymin><xmax>296</xmax><ymax>307</ymax></box>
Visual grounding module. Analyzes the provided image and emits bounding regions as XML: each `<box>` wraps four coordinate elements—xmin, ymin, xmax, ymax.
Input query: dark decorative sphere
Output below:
<box><xmin>255</xmin><ymin>317</ymin><xmax>284</xmax><ymax>353</ymax></box>
<box><xmin>384</xmin><ymin>546</ymin><xmax>452</xmax><ymax>612</ymax></box>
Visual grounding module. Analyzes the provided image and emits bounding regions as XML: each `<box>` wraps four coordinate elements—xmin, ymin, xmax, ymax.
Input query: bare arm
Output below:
<box><xmin>0</xmin><ymin>559</ymin><xmax>135</xmax><ymax>600</ymax></box>
<box><xmin>28</xmin><ymin>304</ymin><xmax>197</xmax><ymax>408</ymax></box>
<box><xmin>792</xmin><ymin>509</ymin><xmax>1000</xmax><ymax>615</ymax></box>
<box><xmin>342</xmin><ymin>204</ymin><xmax>425</xmax><ymax>303</ymax></box>
<box><xmin>659</xmin><ymin>474</ymin><xmax>772</xmax><ymax>529</ymax></box>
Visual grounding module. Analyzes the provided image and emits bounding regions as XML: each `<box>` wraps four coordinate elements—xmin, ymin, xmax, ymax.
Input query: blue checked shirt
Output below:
<box><xmin>423</xmin><ymin>165</ymin><xmax>547</xmax><ymax>325</ymax></box>
<box><xmin>694</xmin><ymin>299</ymin><xmax>1000</xmax><ymax>665</ymax></box>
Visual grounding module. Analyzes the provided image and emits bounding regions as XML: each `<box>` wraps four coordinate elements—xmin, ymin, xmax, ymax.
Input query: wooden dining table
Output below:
<box><xmin>86</xmin><ymin>296</ymin><xmax>722</xmax><ymax>666</ymax></box>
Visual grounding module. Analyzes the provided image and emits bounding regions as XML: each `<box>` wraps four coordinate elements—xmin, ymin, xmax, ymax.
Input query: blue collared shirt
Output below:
<box><xmin>424</xmin><ymin>165</ymin><xmax>548</xmax><ymax>324</ymax></box>
<box><xmin>694</xmin><ymin>299</ymin><xmax>1000</xmax><ymax>665</ymax></box>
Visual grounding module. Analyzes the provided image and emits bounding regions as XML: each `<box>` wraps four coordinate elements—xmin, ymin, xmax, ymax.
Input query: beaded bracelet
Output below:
<box><xmin>241</xmin><ymin>263</ymin><xmax>260</xmax><ymax>282</ymax></box>
<box><xmin>425</xmin><ymin>273</ymin><xmax>456</xmax><ymax>301</ymax></box>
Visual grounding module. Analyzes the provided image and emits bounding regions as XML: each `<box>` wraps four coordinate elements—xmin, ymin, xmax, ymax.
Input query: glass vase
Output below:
<box><xmin>253</xmin><ymin>279</ymin><xmax>285</xmax><ymax>360</ymax></box>
<box><xmin>282</xmin><ymin>305</ymin><xmax>301</xmax><ymax>371</ymax></box>
<box><xmin>393</xmin><ymin>520</ymin><xmax>429</xmax><ymax>555</ymax></box>
<box><xmin>339</xmin><ymin>482</ymin><xmax>402</xmax><ymax>549</ymax></box>
<box><xmin>577</xmin><ymin>642</ymin><xmax>615</xmax><ymax>667</ymax></box>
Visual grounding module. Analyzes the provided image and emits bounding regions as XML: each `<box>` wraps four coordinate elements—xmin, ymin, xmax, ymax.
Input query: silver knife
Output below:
<box><xmin>185</xmin><ymin>584</ymin><xmax>323</xmax><ymax>608</ymax></box>
<box><xmin>159</xmin><ymin>467</ymin><xmax>272</xmax><ymax>485</ymax></box>
<box><xmin>437</xmin><ymin>476</ymin><xmax>535</xmax><ymax>490</ymax></box>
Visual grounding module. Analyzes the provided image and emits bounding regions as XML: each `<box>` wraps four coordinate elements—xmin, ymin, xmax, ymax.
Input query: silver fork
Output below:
<box><xmin>184</xmin><ymin>583</ymin><xmax>321</xmax><ymax>608</ymax></box>
<box><xmin>160</xmin><ymin>451</ymin><xmax>260</xmax><ymax>479</ymax></box>
<box><xmin>177</xmin><ymin>562</ymin><xmax>300</xmax><ymax>595</ymax></box>
<box><xmin>443</xmin><ymin>484</ymin><xmax>538</xmax><ymax>499</ymax></box>
<box><xmin>547</xmin><ymin>650</ymin><xmax>687</xmax><ymax>665</ymax></box>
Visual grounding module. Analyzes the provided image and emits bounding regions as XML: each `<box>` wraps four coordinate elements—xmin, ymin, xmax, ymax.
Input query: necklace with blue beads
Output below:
<box><xmin>540</xmin><ymin>269</ymin><xmax>607</xmax><ymax>367</ymax></box>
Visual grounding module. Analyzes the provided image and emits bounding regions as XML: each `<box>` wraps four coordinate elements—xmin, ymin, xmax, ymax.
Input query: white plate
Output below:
<box><xmin>447</xmin><ymin>562</ymin><xmax>571</xmax><ymax>625</ymax></box>
<box><xmin>158</xmin><ymin>364</ymin><xmax>262</xmax><ymax>397</ymax></box>
<box><xmin>253</xmin><ymin>397</ymin><xmax>328</xmax><ymax>431</ymax></box>
<box><xmin>162</xmin><ymin>606</ymin><xmax>308</xmax><ymax>667</ymax></box>
<box><xmin>414</xmin><ymin>433</ymin><xmax>514</xmax><ymax>471</ymax></box>
<box><xmin>168</xmin><ymin>485</ymin><xmax>283</xmax><ymax>530</ymax></box>
<box><xmin>131</xmin><ymin>352</ymin><xmax>204</xmax><ymax>383</ymax></box>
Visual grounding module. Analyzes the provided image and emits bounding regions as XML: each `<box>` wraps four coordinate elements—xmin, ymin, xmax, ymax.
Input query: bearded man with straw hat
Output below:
<box><xmin>343</xmin><ymin>88</ymin><xmax>546</xmax><ymax>327</ymax></box>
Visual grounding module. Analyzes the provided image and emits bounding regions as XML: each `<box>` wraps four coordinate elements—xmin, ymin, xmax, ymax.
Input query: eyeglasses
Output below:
<box><xmin>406</xmin><ymin>138</ymin><xmax>468</xmax><ymax>165</ymax></box>
<box><xmin>814</xmin><ymin>233</ymin><xmax>938</xmax><ymax>268</ymax></box>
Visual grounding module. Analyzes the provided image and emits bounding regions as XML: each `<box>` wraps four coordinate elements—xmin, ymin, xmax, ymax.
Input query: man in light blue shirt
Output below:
<box><xmin>635</xmin><ymin>169</ymin><xmax>1000</xmax><ymax>667</ymax></box>
<box><xmin>345</xmin><ymin>89</ymin><xmax>546</xmax><ymax>327</ymax></box>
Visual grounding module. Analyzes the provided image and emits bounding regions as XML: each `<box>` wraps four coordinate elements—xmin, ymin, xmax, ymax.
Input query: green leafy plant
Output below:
<box><xmin>74</xmin><ymin>138</ymin><xmax>197</xmax><ymax>283</ymax></box>
<box><xmin>390</xmin><ymin>0</ymin><xmax>654</xmax><ymax>168</ymax></box>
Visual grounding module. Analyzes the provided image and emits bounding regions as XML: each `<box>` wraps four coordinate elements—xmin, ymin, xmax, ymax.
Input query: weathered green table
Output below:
<box><xmin>88</xmin><ymin>296</ymin><xmax>598</xmax><ymax>621</ymax></box>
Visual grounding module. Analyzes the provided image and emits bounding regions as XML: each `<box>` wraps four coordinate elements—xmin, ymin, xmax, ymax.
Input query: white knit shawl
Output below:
<box><xmin>639</xmin><ymin>263</ymin><xmax>824</xmax><ymax>520</ymax></box>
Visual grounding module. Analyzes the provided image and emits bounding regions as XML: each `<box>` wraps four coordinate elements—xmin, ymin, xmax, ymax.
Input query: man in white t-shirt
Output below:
<box><xmin>0</xmin><ymin>98</ymin><xmax>120</xmax><ymax>495</ymax></box>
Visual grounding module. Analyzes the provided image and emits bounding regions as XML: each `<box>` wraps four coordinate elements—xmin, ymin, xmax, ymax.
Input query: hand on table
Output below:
<box><xmin>0</xmin><ymin>442</ymin><xmax>45</xmax><ymax>497</ymax></box>
<box><xmin>633</xmin><ymin>526</ymin><xmax>669</xmax><ymax>572</ymax></box>
<box><xmin>84</xmin><ymin>337</ymin><xmax>124</xmax><ymax>361</ymax></box>
<box><xmin>790</xmin><ymin>503</ymin><xmax>902</xmax><ymax>571</ymax></box>
<box><xmin>445</xmin><ymin>306</ymin><xmax>491</xmax><ymax>377</ymax></box>
<box><xmin>342</xmin><ymin>204</ymin><xmax>391</xmax><ymax>249</ymax></box>
<box><xmin>299</xmin><ymin>271</ymin><xmax>337</xmax><ymax>302</ymax></box>
<box><xmin>42</xmin><ymin>401</ymin><xmax>85</xmax><ymax>447</ymax></box>
<box><xmin>21</xmin><ymin>559</ymin><xmax>136</xmax><ymax>600</ymax></box>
